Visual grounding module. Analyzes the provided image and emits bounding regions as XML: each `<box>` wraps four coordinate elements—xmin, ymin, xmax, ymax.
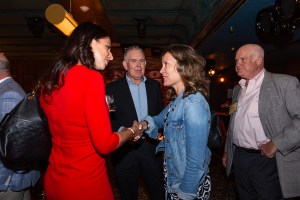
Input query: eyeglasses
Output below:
<box><xmin>128</xmin><ymin>59</ymin><xmax>146</xmax><ymax>64</ymax></box>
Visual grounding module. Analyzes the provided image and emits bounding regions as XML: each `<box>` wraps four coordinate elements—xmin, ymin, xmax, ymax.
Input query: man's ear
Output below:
<box><xmin>122</xmin><ymin>60</ymin><xmax>128</xmax><ymax>70</ymax></box>
<box><xmin>256</xmin><ymin>56</ymin><xmax>263</xmax><ymax>66</ymax></box>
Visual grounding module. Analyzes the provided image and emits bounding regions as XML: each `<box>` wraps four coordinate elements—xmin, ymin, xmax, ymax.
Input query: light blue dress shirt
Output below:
<box><xmin>126</xmin><ymin>74</ymin><xmax>148</xmax><ymax>121</ymax></box>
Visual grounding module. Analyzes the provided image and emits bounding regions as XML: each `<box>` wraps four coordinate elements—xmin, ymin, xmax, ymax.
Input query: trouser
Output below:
<box><xmin>233</xmin><ymin>146</ymin><xmax>282</xmax><ymax>200</ymax></box>
<box><xmin>114</xmin><ymin>146</ymin><xmax>164</xmax><ymax>200</ymax></box>
<box><xmin>0</xmin><ymin>189</ymin><xmax>31</xmax><ymax>200</ymax></box>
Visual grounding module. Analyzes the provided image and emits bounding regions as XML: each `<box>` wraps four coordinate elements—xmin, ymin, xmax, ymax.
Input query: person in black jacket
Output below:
<box><xmin>106</xmin><ymin>45</ymin><xmax>164</xmax><ymax>200</ymax></box>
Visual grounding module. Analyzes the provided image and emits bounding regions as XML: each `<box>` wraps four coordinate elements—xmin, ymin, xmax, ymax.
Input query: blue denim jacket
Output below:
<box><xmin>0</xmin><ymin>78</ymin><xmax>40</xmax><ymax>191</ymax></box>
<box><xmin>144</xmin><ymin>92</ymin><xmax>211</xmax><ymax>200</ymax></box>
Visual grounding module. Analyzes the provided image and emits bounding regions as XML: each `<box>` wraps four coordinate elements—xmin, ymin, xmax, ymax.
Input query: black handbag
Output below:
<box><xmin>0</xmin><ymin>92</ymin><xmax>51</xmax><ymax>170</ymax></box>
<box><xmin>208</xmin><ymin>111</ymin><xmax>224</xmax><ymax>150</ymax></box>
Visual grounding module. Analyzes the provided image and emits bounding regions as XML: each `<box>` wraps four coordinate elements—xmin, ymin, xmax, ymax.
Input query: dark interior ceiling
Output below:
<box><xmin>0</xmin><ymin>0</ymin><xmax>300</xmax><ymax>72</ymax></box>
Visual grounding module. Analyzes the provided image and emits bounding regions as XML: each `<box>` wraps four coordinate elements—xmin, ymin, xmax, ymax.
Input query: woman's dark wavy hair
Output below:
<box><xmin>38</xmin><ymin>22</ymin><xmax>109</xmax><ymax>97</ymax></box>
<box><xmin>163</xmin><ymin>44</ymin><xmax>208</xmax><ymax>100</ymax></box>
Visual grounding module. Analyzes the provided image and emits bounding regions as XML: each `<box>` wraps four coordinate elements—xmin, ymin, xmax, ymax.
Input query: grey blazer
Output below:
<box><xmin>0</xmin><ymin>77</ymin><xmax>40</xmax><ymax>191</ymax></box>
<box><xmin>0</xmin><ymin>78</ymin><xmax>25</xmax><ymax>119</ymax></box>
<box><xmin>225</xmin><ymin>70</ymin><xmax>300</xmax><ymax>198</ymax></box>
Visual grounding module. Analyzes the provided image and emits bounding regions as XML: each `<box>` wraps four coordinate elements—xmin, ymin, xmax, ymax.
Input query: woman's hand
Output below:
<box><xmin>117</xmin><ymin>121</ymin><xmax>143</xmax><ymax>148</ymax></box>
<box><xmin>129</xmin><ymin>120</ymin><xmax>143</xmax><ymax>142</ymax></box>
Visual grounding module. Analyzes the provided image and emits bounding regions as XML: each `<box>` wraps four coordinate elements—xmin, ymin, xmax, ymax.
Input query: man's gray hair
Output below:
<box><xmin>123</xmin><ymin>45</ymin><xmax>145</xmax><ymax>61</ymax></box>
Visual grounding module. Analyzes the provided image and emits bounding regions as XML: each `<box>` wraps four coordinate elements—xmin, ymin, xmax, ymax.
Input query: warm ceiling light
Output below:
<box><xmin>219</xmin><ymin>77</ymin><xmax>225</xmax><ymax>83</ymax></box>
<box><xmin>80</xmin><ymin>6</ymin><xmax>90</xmax><ymax>12</ymax></box>
<box><xmin>45</xmin><ymin>4</ymin><xmax>78</xmax><ymax>36</ymax></box>
<box><xmin>208</xmin><ymin>68</ymin><xmax>216</xmax><ymax>76</ymax></box>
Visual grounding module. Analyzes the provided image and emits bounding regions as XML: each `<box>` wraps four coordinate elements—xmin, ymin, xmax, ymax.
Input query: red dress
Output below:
<box><xmin>40</xmin><ymin>65</ymin><xmax>119</xmax><ymax>200</ymax></box>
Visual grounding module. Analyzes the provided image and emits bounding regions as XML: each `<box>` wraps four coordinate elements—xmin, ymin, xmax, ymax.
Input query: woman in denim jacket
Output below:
<box><xmin>140</xmin><ymin>44</ymin><xmax>211</xmax><ymax>200</ymax></box>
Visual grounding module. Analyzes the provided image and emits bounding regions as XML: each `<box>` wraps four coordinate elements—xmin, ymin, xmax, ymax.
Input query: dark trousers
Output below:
<box><xmin>114</xmin><ymin>143</ymin><xmax>164</xmax><ymax>200</ymax></box>
<box><xmin>233</xmin><ymin>146</ymin><xmax>282</xmax><ymax>200</ymax></box>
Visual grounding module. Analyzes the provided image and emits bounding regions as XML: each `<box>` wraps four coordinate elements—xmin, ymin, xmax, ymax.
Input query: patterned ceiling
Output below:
<box><xmin>100</xmin><ymin>0</ymin><xmax>224</xmax><ymax>47</ymax></box>
<box><xmin>0</xmin><ymin>0</ymin><xmax>243</xmax><ymax>59</ymax></box>
<box><xmin>0</xmin><ymin>0</ymin><xmax>299</xmax><ymax>72</ymax></box>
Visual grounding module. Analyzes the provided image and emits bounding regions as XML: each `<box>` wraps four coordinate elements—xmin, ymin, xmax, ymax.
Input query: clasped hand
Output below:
<box><xmin>129</xmin><ymin>120</ymin><xmax>144</xmax><ymax>142</ymax></box>
<box><xmin>130</xmin><ymin>121</ymin><xmax>148</xmax><ymax>142</ymax></box>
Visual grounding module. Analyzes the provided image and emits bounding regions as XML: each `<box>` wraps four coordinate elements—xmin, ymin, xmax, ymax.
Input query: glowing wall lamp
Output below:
<box><xmin>45</xmin><ymin>4</ymin><xmax>78</xmax><ymax>36</ymax></box>
<box><xmin>208</xmin><ymin>68</ymin><xmax>216</xmax><ymax>76</ymax></box>
<box><xmin>219</xmin><ymin>77</ymin><xmax>225</xmax><ymax>83</ymax></box>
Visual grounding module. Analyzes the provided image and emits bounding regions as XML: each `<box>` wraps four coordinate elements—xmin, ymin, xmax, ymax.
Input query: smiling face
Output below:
<box><xmin>123</xmin><ymin>48</ymin><xmax>146</xmax><ymax>85</ymax></box>
<box><xmin>160</xmin><ymin>52</ymin><xmax>185</xmax><ymax>95</ymax></box>
<box><xmin>90</xmin><ymin>37</ymin><xmax>113</xmax><ymax>70</ymax></box>
<box><xmin>235</xmin><ymin>44</ymin><xmax>264</xmax><ymax>80</ymax></box>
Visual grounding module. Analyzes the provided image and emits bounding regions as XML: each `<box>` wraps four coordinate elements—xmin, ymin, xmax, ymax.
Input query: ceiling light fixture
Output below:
<box><xmin>45</xmin><ymin>4</ymin><xmax>78</xmax><ymax>36</ymax></box>
<box><xmin>205</xmin><ymin>59</ymin><xmax>217</xmax><ymax>77</ymax></box>
<box><xmin>208</xmin><ymin>68</ymin><xmax>216</xmax><ymax>76</ymax></box>
<box><xmin>275</xmin><ymin>0</ymin><xmax>297</xmax><ymax>19</ymax></box>
<box><xmin>134</xmin><ymin>18</ymin><xmax>149</xmax><ymax>38</ymax></box>
<box><xmin>256</xmin><ymin>1</ymin><xmax>299</xmax><ymax>36</ymax></box>
<box><xmin>80</xmin><ymin>6</ymin><xmax>90</xmax><ymax>12</ymax></box>
<box><xmin>27</xmin><ymin>17</ymin><xmax>45</xmax><ymax>37</ymax></box>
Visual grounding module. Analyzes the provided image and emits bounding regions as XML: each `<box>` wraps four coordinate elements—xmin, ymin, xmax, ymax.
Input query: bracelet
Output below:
<box><xmin>127</xmin><ymin>127</ymin><xmax>135</xmax><ymax>139</ymax></box>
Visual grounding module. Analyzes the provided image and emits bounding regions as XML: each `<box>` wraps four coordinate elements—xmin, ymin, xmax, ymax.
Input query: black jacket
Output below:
<box><xmin>106</xmin><ymin>76</ymin><xmax>164</xmax><ymax>167</ymax></box>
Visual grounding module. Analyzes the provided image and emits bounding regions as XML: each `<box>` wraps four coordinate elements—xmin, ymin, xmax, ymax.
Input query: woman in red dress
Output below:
<box><xmin>39</xmin><ymin>22</ymin><xmax>142</xmax><ymax>200</ymax></box>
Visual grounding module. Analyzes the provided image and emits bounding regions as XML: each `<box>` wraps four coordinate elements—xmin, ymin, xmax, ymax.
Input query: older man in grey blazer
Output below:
<box><xmin>0</xmin><ymin>53</ymin><xmax>40</xmax><ymax>200</ymax></box>
<box><xmin>222</xmin><ymin>44</ymin><xmax>300</xmax><ymax>199</ymax></box>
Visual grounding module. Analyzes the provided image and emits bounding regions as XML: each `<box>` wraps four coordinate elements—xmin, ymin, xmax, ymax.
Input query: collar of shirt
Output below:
<box><xmin>238</xmin><ymin>68</ymin><xmax>265</xmax><ymax>89</ymax></box>
<box><xmin>0</xmin><ymin>77</ymin><xmax>11</xmax><ymax>84</ymax></box>
<box><xmin>239</xmin><ymin>69</ymin><xmax>265</xmax><ymax>88</ymax></box>
<box><xmin>125</xmin><ymin>73</ymin><xmax>148</xmax><ymax>121</ymax></box>
<box><xmin>125</xmin><ymin>73</ymin><xmax>147</xmax><ymax>86</ymax></box>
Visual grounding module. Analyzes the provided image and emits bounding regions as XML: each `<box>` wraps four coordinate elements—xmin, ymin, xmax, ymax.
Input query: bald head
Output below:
<box><xmin>235</xmin><ymin>44</ymin><xmax>265</xmax><ymax>80</ymax></box>
<box><xmin>0</xmin><ymin>53</ymin><xmax>10</xmax><ymax>73</ymax></box>
<box><xmin>237</xmin><ymin>44</ymin><xmax>264</xmax><ymax>60</ymax></box>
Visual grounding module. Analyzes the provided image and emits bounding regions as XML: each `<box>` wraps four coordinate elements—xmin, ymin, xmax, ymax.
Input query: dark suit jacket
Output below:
<box><xmin>106</xmin><ymin>76</ymin><xmax>164</xmax><ymax>168</ymax></box>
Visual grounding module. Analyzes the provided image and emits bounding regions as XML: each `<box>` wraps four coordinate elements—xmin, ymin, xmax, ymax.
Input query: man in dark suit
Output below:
<box><xmin>0</xmin><ymin>53</ymin><xmax>40</xmax><ymax>200</ymax></box>
<box><xmin>222</xmin><ymin>44</ymin><xmax>300</xmax><ymax>199</ymax></box>
<box><xmin>106</xmin><ymin>45</ymin><xmax>164</xmax><ymax>200</ymax></box>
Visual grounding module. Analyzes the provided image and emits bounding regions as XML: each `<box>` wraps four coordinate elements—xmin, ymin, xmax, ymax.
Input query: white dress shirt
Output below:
<box><xmin>233</xmin><ymin>69</ymin><xmax>270</xmax><ymax>149</ymax></box>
